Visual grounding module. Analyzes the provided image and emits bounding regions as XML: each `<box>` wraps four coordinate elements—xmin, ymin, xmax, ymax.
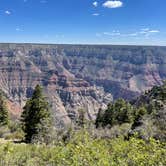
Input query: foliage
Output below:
<box><xmin>132</xmin><ymin>106</ymin><xmax>147</xmax><ymax>129</ymax></box>
<box><xmin>131</xmin><ymin>81</ymin><xmax>166</xmax><ymax>140</ymax></box>
<box><xmin>0</xmin><ymin>91</ymin><xmax>9</xmax><ymax>126</ymax></box>
<box><xmin>0</xmin><ymin>126</ymin><xmax>10</xmax><ymax>139</ymax></box>
<box><xmin>21</xmin><ymin>85</ymin><xmax>52</xmax><ymax>143</ymax></box>
<box><xmin>0</xmin><ymin>119</ymin><xmax>24</xmax><ymax>141</ymax></box>
<box><xmin>96</xmin><ymin>99</ymin><xmax>134</xmax><ymax>128</ymax></box>
<box><xmin>134</xmin><ymin>81</ymin><xmax>166</xmax><ymax>114</ymax></box>
<box><xmin>95</xmin><ymin>82</ymin><xmax>166</xmax><ymax>141</ymax></box>
<box><xmin>0</xmin><ymin>130</ymin><xmax>165</xmax><ymax>166</ymax></box>
<box><xmin>0</xmin><ymin>82</ymin><xmax>165</xmax><ymax>165</ymax></box>
<box><xmin>95</xmin><ymin>108</ymin><xmax>104</xmax><ymax>128</ymax></box>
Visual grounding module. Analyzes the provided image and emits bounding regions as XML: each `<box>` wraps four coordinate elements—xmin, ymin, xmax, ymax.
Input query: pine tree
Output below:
<box><xmin>96</xmin><ymin>99</ymin><xmax>134</xmax><ymax>127</ymax></box>
<box><xmin>21</xmin><ymin>85</ymin><xmax>52</xmax><ymax>143</ymax></box>
<box><xmin>95</xmin><ymin>108</ymin><xmax>104</xmax><ymax>128</ymax></box>
<box><xmin>0</xmin><ymin>91</ymin><xmax>9</xmax><ymax>126</ymax></box>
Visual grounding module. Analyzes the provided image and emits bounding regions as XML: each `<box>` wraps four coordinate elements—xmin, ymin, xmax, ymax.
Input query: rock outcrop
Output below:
<box><xmin>0</xmin><ymin>43</ymin><xmax>166</xmax><ymax>125</ymax></box>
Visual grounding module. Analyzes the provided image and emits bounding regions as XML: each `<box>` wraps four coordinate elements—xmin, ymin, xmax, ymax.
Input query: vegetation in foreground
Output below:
<box><xmin>0</xmin><ymin>83</ymin><xmax>166</xmax><ymax>165</ymax></box>
<box><xmin>96</xmin><ymin>81</ymin><xmax>166</xmax><ymax>141</ymax></box>
<box><xmin>0</xmin><ymin>130</ymin><xmax>165</xmax><ymax>166</ymax></box>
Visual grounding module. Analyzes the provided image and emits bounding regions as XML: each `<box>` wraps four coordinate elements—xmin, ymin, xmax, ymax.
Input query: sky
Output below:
<box><xmin>0</xmin><ymin>0</ymin><xmax>166</xmax><ymax>45</ymax></box>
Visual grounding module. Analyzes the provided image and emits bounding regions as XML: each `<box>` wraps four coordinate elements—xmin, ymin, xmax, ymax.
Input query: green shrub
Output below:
<box><xmin>0</xmin><ymin>130</ymin><xmax>165</xmax><ymax>166</ymax></box>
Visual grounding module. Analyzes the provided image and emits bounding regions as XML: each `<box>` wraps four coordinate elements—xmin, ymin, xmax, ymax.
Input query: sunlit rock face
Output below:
<box><xmin>0</xmin><ymin>43</ymin><xmax>166</xmax><ymax>125</ymax></box>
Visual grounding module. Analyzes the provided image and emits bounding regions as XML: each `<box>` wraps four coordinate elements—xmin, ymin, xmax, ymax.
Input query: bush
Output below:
<box><xmin>0</xmin><ymin>130</ymin><xmax>165</xmax><ymax>166</ymax></box>
<box><xmin>0</xmin><ymin>126</ymin><xmax>10</xmax><ymax>138</ymax></box>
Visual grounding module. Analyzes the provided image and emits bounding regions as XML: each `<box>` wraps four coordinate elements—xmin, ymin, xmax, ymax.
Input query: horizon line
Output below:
<box><xmin>0</xmin><ymin>42</ymin><xmax>166</xmax><ymax>47</ymax></box>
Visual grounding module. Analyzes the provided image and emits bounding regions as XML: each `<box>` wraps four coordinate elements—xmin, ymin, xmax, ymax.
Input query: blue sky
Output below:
<box><xmin>0</xmin><ymin>0</ymin><xmax>166</xmax><ymax>45</ymax></box>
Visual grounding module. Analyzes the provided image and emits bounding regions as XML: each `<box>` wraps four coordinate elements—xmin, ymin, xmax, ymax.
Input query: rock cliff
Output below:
<box><xmin>0</xmin><ymin>43</ymin><xmax>166</xmax><ymax>125</ymax></box>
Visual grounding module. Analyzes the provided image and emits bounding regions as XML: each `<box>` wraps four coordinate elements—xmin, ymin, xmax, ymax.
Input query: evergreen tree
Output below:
<box><xmin>0</xmin><ymin>91</ymin><xmax>9</xmax><ymax>126</ymax></box>
<box><xmin>95</xmin><ymin>108</ymin><xmax>104</xmax><ymax>128</ymax></box>
<box><xmin>21</xmin><ymin>85</ymin><xmax>51</xmax><ymax>143</ymax></box>
<box><xmin>132</xmin><ymin>106</ymin><xmax>147</xmax><ymax>129</ymax></box>
<box><xmin>96</xmin><ymin>99</ymin><xmax>134</xmax><ymax>127</ymax></box>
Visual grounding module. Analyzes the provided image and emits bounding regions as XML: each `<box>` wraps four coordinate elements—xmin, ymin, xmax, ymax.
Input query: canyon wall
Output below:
<box><xmin>0</xmin><ymin>43</ymin><xmax>166</xmax><ymax>125</ymax></box>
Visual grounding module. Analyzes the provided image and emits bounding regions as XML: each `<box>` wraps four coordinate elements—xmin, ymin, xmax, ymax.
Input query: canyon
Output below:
<box><xmin>0</xmin><ymin>43</ymin><xmax>166</xmax><ymax>125</ymax></box>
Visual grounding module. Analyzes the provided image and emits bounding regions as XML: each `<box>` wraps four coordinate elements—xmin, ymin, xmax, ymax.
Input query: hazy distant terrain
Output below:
<box><xmin>0</xmin><ymin>43</ymin><xmax>166</xmax><ymax>125</ymax></box>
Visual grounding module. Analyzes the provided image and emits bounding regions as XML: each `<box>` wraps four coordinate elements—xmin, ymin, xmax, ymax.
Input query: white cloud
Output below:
<box><xmin>5</xmin><ymin>10</ymin><xmax>11</xmax><ymax>15</ymax></box>
<box><xmin>140</xmin><ymin>31</ymin><xmax>147</xmax><ymax>34</ymax></box>
<box><xmin>93</xmin><ymin>1</ymin><xmax>98</xmax><ymax>7</ymax></box>
<box><xmin>103</xmin><ymin>32</ymin><xmax>121</xmax><ymax>36</ymax></box>
<box><xmin>140</xmin><ymin>28</ymin><xmax>160</xmax><ymax>35</ymax></box>
<box><xmin>140</xmin><ymin>28</ymin><xmax>150</xmax><ymax>34</ymax></box>
<box><xmin>92</xmin><ymin>13</ymin><xmax>100</xmax><ymax>16</ymax></box>
<box><xmin>16</xmin><ymin>28</ymin><xmax>21</xmax><ymax>31</ymax></box>
<box><xmin>149</xmin><ymin>30</ymin><xmax>160</xmax><ymax>33</ymax></box>
<box><xmin>141</xmin><ymin>28</ymin><xmax>150</xmax><ymax>31</ymax></box>
<box><xmin>16</xmin><ymin>27</ymin><xmax>23</xmax><ymax>31</ymax></box>
<box><xmin>103</xmin><ymin>1</ymin><xmax>123</xmax><ymax>8</ymax></box>
<box><xmin>128</xmin><ymin>33</ymin><xmax>138</xmax><ymax>36</ymax></box>
<box><xmin>97</xmin><ymin>28</ymin><xmax>160</xmax><ymax>40</ymax></box>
